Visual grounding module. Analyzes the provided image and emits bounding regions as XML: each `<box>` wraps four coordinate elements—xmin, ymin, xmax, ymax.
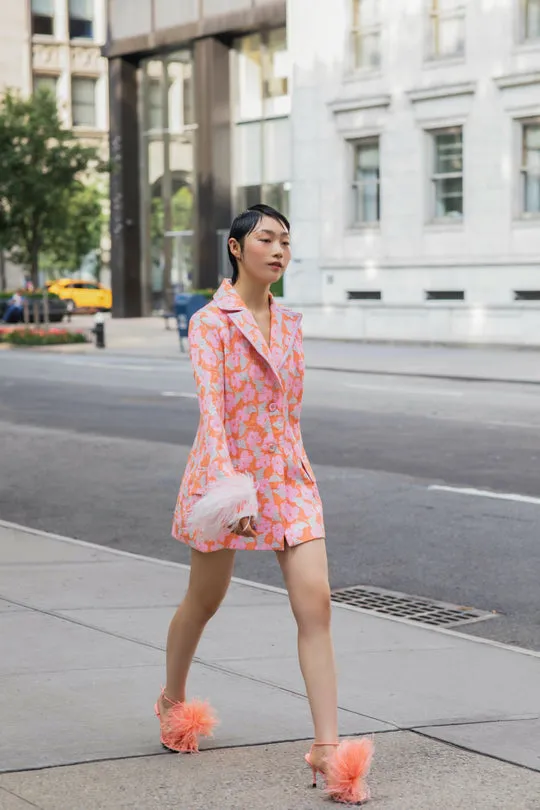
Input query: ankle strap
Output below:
<box><xmin>312</xmin><ymin>742</ymin><xmax>339</xmax><ymax>747</ymax></box>
<box><xmin>160</xmin><ymin>687</ymin><xmax>182</xmax><ymax>706</ymax></box>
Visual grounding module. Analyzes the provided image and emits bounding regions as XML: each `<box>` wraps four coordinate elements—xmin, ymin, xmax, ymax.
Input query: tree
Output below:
<box><xmin>41</xmin><ymin>181</ymin><xmax>105</xmax><ymax>277</ymax></box>
<box><xmin>0</xmin><ymin>89</ymin><xmax>107</xmax><ymax>287</ymax></box>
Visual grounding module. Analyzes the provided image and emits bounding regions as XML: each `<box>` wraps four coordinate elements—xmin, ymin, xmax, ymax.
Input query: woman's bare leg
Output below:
<box><xmin>276</xmin><ymin>538</ymin><xmax>338</xmax><ymax>768</ymax></box>
<box><xmin>160</xmin><ymin>547</ymin><xmax>235</xmax><ymax>712</ymax></box>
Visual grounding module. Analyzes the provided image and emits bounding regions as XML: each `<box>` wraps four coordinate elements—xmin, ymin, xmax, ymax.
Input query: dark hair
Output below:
<box><xmin>227</xmin><ymin>203</ymin><xmax>290</xmax><ymax>284</ymax></box>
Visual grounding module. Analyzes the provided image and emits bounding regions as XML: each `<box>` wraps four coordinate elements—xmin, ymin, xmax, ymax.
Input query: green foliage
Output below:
<box><xmin>0</xmin><ymin>290</ymin><xmax>60</xmax><ymax>301</ymax></box>
<box><xmin>0</xmin><ymin>89</ymin><xmax>108</xmax><ymax>285</ymax></box>
<box><xmin>41</xmin><ymin>181</ymin><xmax>105</xmax><ymax>276</ymax></box>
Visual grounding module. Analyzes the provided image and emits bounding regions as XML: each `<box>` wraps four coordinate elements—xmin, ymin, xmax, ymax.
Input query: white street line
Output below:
<box><xmin>345</xmin><ymin>383</ymin><xmax>463</xmax><ymax>398</ymax></box>
<box><xmin>61</xmin><ymin>360</ymin><xmax>157</xmax><ymax>372</ymax></box>
<box><xmin>428</xmin><ymin>485</ymin><xmax>540</xmax><ymax>506</ymax></box>
<box><xmin>424</xmin><ymin>414</ymin><xmax>540</xmax><ymax>430</ymax></box>
<box><xmin>161</xmin><ymin>391</ymin><xmax>197</xmax><ymax>398</ymax></box>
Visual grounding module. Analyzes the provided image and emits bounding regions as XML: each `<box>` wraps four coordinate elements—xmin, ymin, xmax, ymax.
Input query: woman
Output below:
<box><xmin>155</xmin><ymin>204</ymin><xmax>373</xmax><ymax>804</ymax></box>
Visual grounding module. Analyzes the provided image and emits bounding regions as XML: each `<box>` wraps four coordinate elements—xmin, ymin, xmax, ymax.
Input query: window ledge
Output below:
<box><xmin>513</xmin><ymin>215</ymin><xmax>540</xmax><ymax>226</ymax></box>
<box><xmin>328</xmin><ymin>94</ymin><xmax>391</xmax><ymax>114</ymax></box>
<box><xmin>423</xmin><ymin>55</ymin><xmax>466</xmax><ymax>70</ymax></box>
<box><xmin>72</xmin><ymin>125</ymin><xmax>105</xmax><ymax>134</ymax></box>
<box><xmin>494</xmin><ymin>70</ymin><xmax>540</xmax><ymax>89</ymax></box>
<box><xmin>513</xmin><ymin>39</ymin><xmax>540</xmax><ymax>55</ymax></box>
<box><xmin>346</xmin><ymin>224</ymin><xmax>381</xmax><ymax>233</ymax></box>
<box><xmin>424</xmin><ymin>220</ymin><xmax>464</xmax><ymax>232</ymax></box>
<box><xmin>342</xmin><ymin>68</ymin><xmax>383</xmax><ymax>84</ymax></box>
<box><xmin>407</xmin><ymin>81</ymin><xmax>476</xmax><ymax>103</ymax></box>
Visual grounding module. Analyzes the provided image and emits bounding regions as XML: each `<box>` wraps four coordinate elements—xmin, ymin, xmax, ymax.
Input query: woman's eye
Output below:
<box><xmin>282</xmin><ymin>242</ymin><xmax>290</xmax><ymax>247</ymax></box>
<box><xmin>260</xmin><ymin>239</ymin><xmax>271</xmax><ymax>243</ymax></box>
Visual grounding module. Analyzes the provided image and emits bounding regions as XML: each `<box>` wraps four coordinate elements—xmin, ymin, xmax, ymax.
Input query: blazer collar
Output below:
<box><xmin>214</xmin><ymin>280</ymin><xmax>301</xmax><ymax>383</ymax></box>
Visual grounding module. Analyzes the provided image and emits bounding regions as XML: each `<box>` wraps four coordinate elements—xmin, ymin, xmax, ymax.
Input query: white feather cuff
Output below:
<box><xmin>187</xmin><ymin>474</ymin><xmax>258</xmax><ymax>539</ymax></box>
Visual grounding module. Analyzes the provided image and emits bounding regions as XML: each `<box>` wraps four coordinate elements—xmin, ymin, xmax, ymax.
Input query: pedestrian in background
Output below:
<box><xmin>155</xmin><ymin>204</ymin><xmax>373</xmax><ymax>804</ymax></box>
<box><xmin>2</xmin><ymin>290</ymin><xmax>24</xmax><ymax>323</ymax></box>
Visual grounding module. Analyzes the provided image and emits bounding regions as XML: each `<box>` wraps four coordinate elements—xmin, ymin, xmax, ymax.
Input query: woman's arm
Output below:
<box><xmin>187</xmin><ymin>309</ymin><xmax>258</xmax><ymax>539</ymax></box>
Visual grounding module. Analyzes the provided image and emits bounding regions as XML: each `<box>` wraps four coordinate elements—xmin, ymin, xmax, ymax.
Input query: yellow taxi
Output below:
<box><xmin>46</xmin><ymin>278</ymin><xmax>112</xmax><ymax>313</ymax></box>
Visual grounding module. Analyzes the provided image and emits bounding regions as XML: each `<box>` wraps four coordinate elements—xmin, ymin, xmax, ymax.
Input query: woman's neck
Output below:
<box><xmin>233</xmin><ymin>277</ymin><xmax>271</xmax><ymax>313</ymax></box>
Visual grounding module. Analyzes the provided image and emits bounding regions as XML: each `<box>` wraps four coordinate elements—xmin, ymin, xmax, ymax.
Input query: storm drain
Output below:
<box><xmin>331</xmin><ymin>585</ymin><xmax>496</xmax><ymax>628</ymax></box>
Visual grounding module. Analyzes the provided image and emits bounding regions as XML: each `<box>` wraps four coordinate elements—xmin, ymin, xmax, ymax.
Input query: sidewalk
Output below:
<box><xmin>46</xmin><ymin>314</ymin><xmax>540</xmax><ymax>385</ymax></box>
<box><xmin>1</xmin><ymin>520</ymin><xmax>539</xmax><ymax>809</ymax></box>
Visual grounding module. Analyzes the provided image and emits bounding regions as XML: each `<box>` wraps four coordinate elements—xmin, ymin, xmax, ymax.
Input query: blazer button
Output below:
<box><xmin>269</xmin><ymin>403</ymin><xmax>277</xmax><ymax>412</ymax></box>
<box><xmin>269</xmin><ymin>444</ymin><xmax>278</xmax><ymax>453</ymax></box>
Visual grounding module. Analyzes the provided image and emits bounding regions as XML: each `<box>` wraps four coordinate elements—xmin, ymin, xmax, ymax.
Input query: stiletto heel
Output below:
<box><xmin>154</xmin><ymin>688</ymin><xmax>218</xmax><ymax>753</ymax></box>
<box><xmin>304</xmin><ymin>738</ymin><xmax>374</xmax><ymax>804</ymax></box>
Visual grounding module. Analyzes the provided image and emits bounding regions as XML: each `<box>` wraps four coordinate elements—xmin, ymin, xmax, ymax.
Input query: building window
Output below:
<box><xmin>352</xmin><ymin>138</ymin><xmax>380</xmax><ymax>225</ymax></box>
<box><xmin>69</xmin><ymin>0</ymin><xmax>94</xmax><ymax>39</ymax></box>
<box><xmin>522</xmin><ymin>121</ymin><xmax>540</xmax><ymax>215</ymax></box>
<box><xmin>72</xmin><ymin>77</ymin><xmax>97</xmax><ymax>127</ymax></box>
<box><xmin>431</xmin><ymin>128</ymin><xmax>463</xmax><ymax>220</ymax></box>
<box><xmin>31</xmin><ymin>0</ymin><xmax>54</xmax><ymax>36</ymax></box>
<box><xmin>351</xmin><ymin>0</ymin><xmax>381</xmax><ymax>71</ymax></box>
<box><xmin>428</xmin><ymin>0</ymin><xmax>465</xmax><ymax>59</ymax></box>
<box><xmin>232</xmin><ymin>29</ymin><xmax>291</xmax><ymax>218</ymax></box>
<box><xmin>523</xmin><ymin>0</ymin><xmax>540</xmax><ymax>40</ymax></box>
<box><xmin>33</xmin><ymin>74</ymin><xmax>58</xmax><ymax>98</ymax></box>
<box><xmin>148</xmin><ymin>79</ymin><xmax>164</xmax><ymax>131</ymax></box>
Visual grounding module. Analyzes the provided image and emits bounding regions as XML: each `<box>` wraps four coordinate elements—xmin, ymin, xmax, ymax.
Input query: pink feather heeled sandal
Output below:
<box><xmin>305</xmin><ymin>738</ymin><xmax>374</xmax><ymax>804</ymax></box>
<box><xmin>154</xmin><ymin>688</ymin><xmax>218</xmax><ymax>753</ymax></box>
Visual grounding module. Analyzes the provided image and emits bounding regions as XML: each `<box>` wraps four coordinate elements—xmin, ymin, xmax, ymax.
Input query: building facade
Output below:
<box><xmin>286</xmin><ymin>0</ymin><xmax>540</xmax><ymax>345</ymax></box>
<box><xmin>105</xmin><ymin>0</ymin><xmax>288</xmax><ymax>316</ymax></box>
<box><xmin>0</xmin><ymin>0</ymin><xmax>109</xmax><ymax>289</ymax></box>
<box><xmin>105</xmin><ymin>0</ymin><xmax>540</xmax><ymax>344</ymax></box>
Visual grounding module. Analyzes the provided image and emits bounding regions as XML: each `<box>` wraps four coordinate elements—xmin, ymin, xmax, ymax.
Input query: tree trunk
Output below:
<box><xmin>0</xmin><ymin>251</ymin><xmax>6</xmax><ymax>291</ymax></box>
<box><xmin>30</xmin><ymin>238</ymin><xmax>39</xmax><ymax>289</ymax></box>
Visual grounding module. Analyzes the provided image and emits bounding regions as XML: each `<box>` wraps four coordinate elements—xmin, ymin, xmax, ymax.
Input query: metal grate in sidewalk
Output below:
<box><xmin>331</xmin><ymin>584</ymin><xmax>496</xmax><ymax>628</ymax></box>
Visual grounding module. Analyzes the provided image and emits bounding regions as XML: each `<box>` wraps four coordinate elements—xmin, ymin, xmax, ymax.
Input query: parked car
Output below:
<box><xmin>0</xmin><ymin>292</ymin><xmax>67</xmax><ymax>323</ymax></box>
<box><xmin>46</xmin><ymin>279</ymin><xmax>112</xmax><ymax>313</ymax></box>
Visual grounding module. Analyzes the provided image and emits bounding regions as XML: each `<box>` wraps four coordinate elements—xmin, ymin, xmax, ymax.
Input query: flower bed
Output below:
<box><xmin>0</xmin><ymin>327</ymin><xmax>89</xmax><ymax>346</ymax></box>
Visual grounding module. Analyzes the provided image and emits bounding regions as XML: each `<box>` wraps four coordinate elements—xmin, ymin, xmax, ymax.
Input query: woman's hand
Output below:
<box><xmin>231</xmin><ymin>516</ymin><xmax>257</xmax><ymax>538</ymax></box>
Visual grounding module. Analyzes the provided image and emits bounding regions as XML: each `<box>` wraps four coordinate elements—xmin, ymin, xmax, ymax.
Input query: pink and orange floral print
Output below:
<box><xmin>172</xmin><ymin>280</ymin><xmax>325</xmax><ymax>552</ymax></box>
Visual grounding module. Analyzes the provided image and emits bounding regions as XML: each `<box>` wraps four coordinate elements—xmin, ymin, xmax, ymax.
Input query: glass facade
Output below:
<box><xmin>136</xmin><ymin>28</ymin><xmax>289</xmax><ymax>309</ymax></box>
<box><xmin>139</xmin><ymin>51</ymin><xmax>196</xmax><ymax>312</ymax></box>
<box><xmin>231</xmin><ymin>29</ymin><xmax>291</xmax><ymax>218</ymax></box>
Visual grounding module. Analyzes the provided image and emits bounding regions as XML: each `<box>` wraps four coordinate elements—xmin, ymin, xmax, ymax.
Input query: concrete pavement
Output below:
<box><xmin>43</xmin><ymin>313</ymin><xmax>540</xmax><ymax>385</ymax></box>
<box><xmin>1</xmin><ymin>520</ymin><xmax>539</xmax><ymax>809</ymax></box>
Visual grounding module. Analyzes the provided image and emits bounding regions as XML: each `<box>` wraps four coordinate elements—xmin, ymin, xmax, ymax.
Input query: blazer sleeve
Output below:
<box><xmin>187</xmin><ymin>309</ymin><xmax>258</xmax><ymax>539</ymax></box>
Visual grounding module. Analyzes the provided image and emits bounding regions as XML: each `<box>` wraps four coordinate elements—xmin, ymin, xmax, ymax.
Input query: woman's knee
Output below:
<box><xmin>185</xmin><ymin>585</ymin><xmax>227</xmax><ymax>622</ymax></box>
<box><xmin>186</xmin><ymin>548</ymin><xmax>234</xmax><ymax>621</ymax></box>
<box><xmin>293</xmin><ymin>578</ymin><xmax>332</xmax><ymax>631</ymax></box>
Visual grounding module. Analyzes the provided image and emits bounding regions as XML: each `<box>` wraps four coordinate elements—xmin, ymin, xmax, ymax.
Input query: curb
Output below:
<box><xmin>2</xmin><ymin>517</ymin><xmax>540</xmax><ymax>660</ymax></box>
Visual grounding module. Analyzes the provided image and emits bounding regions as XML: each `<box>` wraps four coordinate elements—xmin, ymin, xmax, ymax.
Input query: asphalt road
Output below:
<box><xmin>1</xmin><ymin>350</ymin><xmax>539</xmax><ymax>651</ymax></box>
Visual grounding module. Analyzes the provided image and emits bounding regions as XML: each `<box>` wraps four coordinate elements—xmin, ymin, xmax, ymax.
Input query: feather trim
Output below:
<box><xmin>187</xmin><ymin>473</ymin><xmax>258</xmax><ymax>539</ymax></box>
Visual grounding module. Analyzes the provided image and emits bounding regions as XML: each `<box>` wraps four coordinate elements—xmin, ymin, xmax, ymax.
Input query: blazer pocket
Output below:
<box><xmin>301</xmin><ymin>457</ymin><xmax>316</xmax><ymax>484</ymax></box>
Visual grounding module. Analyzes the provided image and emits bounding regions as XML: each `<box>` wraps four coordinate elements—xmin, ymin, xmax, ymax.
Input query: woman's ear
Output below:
<box><xmin>228</xmin><ymin>237</ymin><xmax>242</xmax><ymax>260</ymax></box>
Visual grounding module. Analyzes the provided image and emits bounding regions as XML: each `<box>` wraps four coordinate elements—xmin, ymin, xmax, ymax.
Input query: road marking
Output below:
<box><xmin>425</xmin><ymin>414</ymin><xmax>540</xmax><ymax>430</ymax></box>
<box><xmin>345</xmin><ymin>382</ymin><xmax>463</xmax><ymax>398</ymax></box>
<box><xmin>2</xmin><ymin>517</ymin><xmax>539</xmax><ymax>659</ymax></box>
<box><xmin>161</xmin><ymin>391</ymin><xmax>197</xmax><ymax>398</ymax></box>
<box><xmin>428</xmin><ymin>485</ymin><xmax>540</xmax><ymax>506</ymax></box>
<box><xmin>61</xmin><ymin>359</ymin><xmax>157</xmax><ymax>372</ymax></box>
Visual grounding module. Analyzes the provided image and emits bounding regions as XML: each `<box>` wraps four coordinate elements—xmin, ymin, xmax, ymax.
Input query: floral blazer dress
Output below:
<box><xmin>172</xmin><ymin>279</ymin><xmax>325</xmax><ymax>552</ymax></box>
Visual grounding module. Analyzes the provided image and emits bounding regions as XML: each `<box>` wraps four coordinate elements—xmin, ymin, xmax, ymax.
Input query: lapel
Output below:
<box><xmin>214</xmin><ymin>281</ymin><xmax>302</xmax><ymax>386</ymax></box>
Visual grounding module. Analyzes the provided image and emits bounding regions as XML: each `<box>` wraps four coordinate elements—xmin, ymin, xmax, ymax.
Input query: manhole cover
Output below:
<box><xmin>331</xmin><ymin>585</ymin><xmax>496</xmax><ymax>628</ymax></box>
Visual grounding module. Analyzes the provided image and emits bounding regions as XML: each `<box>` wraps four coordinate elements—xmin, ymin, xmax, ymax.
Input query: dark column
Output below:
<box><xmin>109</xmin><ymin>57</ymin><xmax>142</xmax><ymax>317</ymax></box>
<box><xmin>193</xmin><ymin>37</ymin><xmax>232</xmax><ymax>291</ymax></box>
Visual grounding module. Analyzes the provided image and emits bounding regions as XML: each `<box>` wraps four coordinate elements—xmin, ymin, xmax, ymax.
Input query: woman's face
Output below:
<box><xmin>230</xmin><ymin>215</ymin><xmax>291</xmax><ymax>287</ymax></box>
